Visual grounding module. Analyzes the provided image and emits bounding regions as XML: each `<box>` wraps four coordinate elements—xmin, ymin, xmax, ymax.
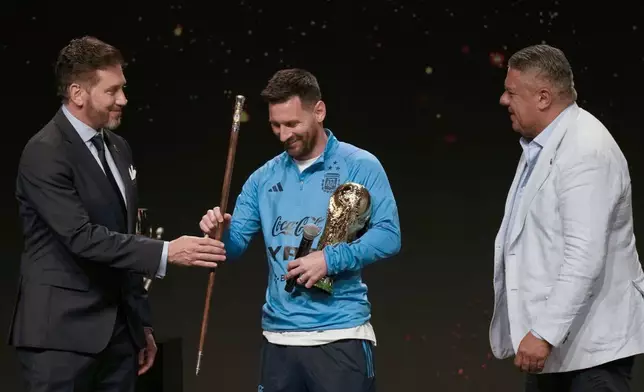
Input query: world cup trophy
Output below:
<box><xmin>312</xmin><ymin>182</ymin><xmax>372</xmax><ymax>294</ymax></box>
<box><xmin>136</xmin><ymin>208</ymin><xmax>165</xmax><ymax>291</ymax></box>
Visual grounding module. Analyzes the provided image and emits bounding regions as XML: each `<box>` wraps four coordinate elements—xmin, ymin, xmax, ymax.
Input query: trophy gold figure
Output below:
<box><xmin>312</xmin><ymin>182</ymin><xmax>371</xmax><ymax>294</ymax></box>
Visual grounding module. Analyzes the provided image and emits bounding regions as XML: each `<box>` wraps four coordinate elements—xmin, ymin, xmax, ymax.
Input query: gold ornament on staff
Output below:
<box><xmin>312</xmin><ymin>182</ymin><xmax>371</xmax><ymax>294</ymax></box>
<box><xmin>195</xmin><ymin>94</ymin><xmax>246</xmax><ymax>376</ymax></box>
<box><xmin>136</xmin><ymin>208</ymin><xmax>165</xmax><ymax>291</ymax></box>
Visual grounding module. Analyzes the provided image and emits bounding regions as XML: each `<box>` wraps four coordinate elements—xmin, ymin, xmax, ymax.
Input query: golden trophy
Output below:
<box><xmin>313</xmin><ymin>182</ymin><xmax>372</xmax><ymax>294</ymax></box>
<box><xmin>136</xmin><ymin>208</ymin><xmax>165</xmax><ymax>291</ymax></box>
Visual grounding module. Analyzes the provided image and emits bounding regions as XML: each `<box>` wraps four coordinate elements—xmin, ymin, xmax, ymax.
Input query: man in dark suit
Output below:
<box><xmin>8</xmin><ymin>36</ymin><xmax>227</xmax><ymax>392</ymax></box>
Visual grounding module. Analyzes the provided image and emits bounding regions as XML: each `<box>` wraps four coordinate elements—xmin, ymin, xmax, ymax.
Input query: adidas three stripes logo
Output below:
<box><xmin>268</xmin><ymin>182</ymin><xmax>283</xmax><ymax>192</ymax></box>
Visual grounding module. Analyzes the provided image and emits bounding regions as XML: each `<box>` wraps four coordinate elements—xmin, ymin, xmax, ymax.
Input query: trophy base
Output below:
<box><xmin>313</xmin><ymin>276</ymin><xmax>333</xmax><ymax>295</ymax></box>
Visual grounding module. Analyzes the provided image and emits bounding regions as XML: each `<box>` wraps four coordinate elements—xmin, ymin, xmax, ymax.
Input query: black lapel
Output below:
<box><xmin>104</xmin><ymin>130</ymin><xmax>135</xmax><ymax>234</ymax></box>
<box><xmin>53</xmin><ymin>109</ymin><xmax>126</xmax><ymax>225</ymax></box>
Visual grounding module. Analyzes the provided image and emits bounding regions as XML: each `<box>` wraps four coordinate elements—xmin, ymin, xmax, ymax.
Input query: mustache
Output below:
<box><xmin>284</xmin><ymin>136</ymin><xmax>302</xmax><ymax>147</ymax></box>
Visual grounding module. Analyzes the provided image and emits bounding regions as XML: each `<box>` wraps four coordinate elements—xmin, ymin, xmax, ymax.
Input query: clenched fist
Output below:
<box><xmin>167</xmin><ymin>236</ymin><xmax>226</xmax><ymax>268</ymax></box>
<box><xmin>199</xmin><ymin>207</ymin><xmax>232</xmax><ymax>238</ymax></box>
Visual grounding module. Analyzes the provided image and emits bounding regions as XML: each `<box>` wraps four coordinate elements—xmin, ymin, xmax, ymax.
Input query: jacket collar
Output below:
<box><xmin>285</xmin><ymin>128</ymin><xmax>338</xmax><ymax>169</ymax></box>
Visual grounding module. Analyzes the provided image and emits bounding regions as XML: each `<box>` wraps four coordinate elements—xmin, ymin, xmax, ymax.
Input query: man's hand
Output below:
<box><xmin>199</xmin><ymin>206</ymin><xmax>232</xmax><ymax>238</ymax></box>
<box><xmin>514</xmin><ymin>331</ymin><xmax>552</xmax><ymax>373</ymax></box>
<box><xmin>284</xmin><ymin>250</ymin><xmax>328</xmax><ymax>289</ymax></box>
<box><xmin>167</xmin><ymin>236</ymin><xmax>226</xmax><ymax>268</ymax></box>
<box><xmin>138</xmin><ymin>328</ymin><xmax>157</xmax><ymax>376</ymax></box>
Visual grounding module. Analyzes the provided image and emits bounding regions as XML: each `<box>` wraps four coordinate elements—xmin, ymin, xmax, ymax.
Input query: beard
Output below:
<box><xmin>86</xmin><ymin>99</ymin><xmax>122</xmax><ymax>130</ymax></box>
<box><xmin>104</xmin><ymin>112</ymin><xmax>122</xmax><ymax>130</ymax></box>
<box><xmin>284</xmin><ymin>135</ymin><xmax>315</xmax><ymax>160</ymax></box>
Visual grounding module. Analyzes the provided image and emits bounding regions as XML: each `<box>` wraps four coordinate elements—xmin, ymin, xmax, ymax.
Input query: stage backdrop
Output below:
<box><xmin>0</xmin><ymin>1</ymin><xmax>642</xmax><ymax>391</ymax></box>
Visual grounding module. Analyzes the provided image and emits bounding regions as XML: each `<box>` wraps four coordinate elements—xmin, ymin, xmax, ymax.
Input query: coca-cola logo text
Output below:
<box><xmin>271</xmin><ymin>215</ymin><xmax>324</xmax><ymax>237</ymax></box>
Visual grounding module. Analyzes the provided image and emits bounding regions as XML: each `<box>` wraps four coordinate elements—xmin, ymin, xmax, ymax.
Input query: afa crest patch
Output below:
<box><xmin>321</xmin><ymin>172</ymin><xmax>340</xmax><ymax>193</ymax></box>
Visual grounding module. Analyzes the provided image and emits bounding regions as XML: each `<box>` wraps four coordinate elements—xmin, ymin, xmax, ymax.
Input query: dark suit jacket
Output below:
<box><xmin>8</xmin><ymin>108</ymin><xmax>164</xmax><ymax>354</ymax></box>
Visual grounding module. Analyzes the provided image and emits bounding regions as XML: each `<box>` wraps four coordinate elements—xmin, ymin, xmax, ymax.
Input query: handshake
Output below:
<box><xmin>166</xmin><ymin>207</ymin><xmax>231</xmax><ymax>269</ymax></box>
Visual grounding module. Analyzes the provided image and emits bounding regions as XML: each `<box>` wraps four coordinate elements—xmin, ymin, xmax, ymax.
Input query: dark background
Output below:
<box><xmin>1</xmin><ymin>1</ymin><xmax>643</xmax><ymax>391</ymax></box>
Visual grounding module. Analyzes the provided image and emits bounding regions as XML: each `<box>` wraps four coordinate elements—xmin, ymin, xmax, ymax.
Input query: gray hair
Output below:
<box><xmin>508</xmin><ymin>44</ymin><xmax>577</xmax><ymax>101</ymax></box>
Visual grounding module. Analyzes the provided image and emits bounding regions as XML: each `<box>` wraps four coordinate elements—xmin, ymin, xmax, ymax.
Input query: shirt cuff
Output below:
<box><xmin>156</xmin><ymin>241</ymin><xmax>169</xmax><ymax>279</ymax></box>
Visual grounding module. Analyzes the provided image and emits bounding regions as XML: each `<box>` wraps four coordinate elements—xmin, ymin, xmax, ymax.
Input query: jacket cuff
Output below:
<box><xmin>531</xmin><ymin>321</ymin><xmax>567</xmax><ymax>347</ymax></box>
<box><xmin>323</xmin><ymin>246</ymin><xmax>338</xmax><ymax>275</ymax></box>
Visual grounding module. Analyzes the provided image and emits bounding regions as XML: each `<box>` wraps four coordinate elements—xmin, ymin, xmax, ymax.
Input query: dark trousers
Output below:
<box><xmin>258</xmin><ymin>338</ymin><xmax>376</xmax><ymax>392</ymax></box>
<box><xmin>525</xmin><ymin>356</ymin><xmax>635</xmax><ymax>392</ymax></box>
<box><xmin>16</xmin><ymin>308</ymin><xmax>139</xmax><ymax>392</ymax></box>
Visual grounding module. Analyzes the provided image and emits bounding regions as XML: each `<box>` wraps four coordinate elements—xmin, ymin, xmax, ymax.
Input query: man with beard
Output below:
<box><xmin>199</xmin><ymin>68</ymin><xmax>401</xmax><ymax>392</ymax></box>
<box><xmin>9</xmin><ymin>36</ymin><xmax>227</xmax><ymax>392</ymax></box>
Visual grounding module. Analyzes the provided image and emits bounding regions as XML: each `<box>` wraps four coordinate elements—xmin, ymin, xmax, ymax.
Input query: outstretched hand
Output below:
<box><xmin>167</xmin><ymin>236</ymin><xmax>226</xmax><ymax>268</ymax></box>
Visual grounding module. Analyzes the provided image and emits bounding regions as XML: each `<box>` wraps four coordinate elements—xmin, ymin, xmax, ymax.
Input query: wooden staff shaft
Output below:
<box><xmin>196</xmin><ymin>95</ymin><xmax>245</xmax><ymax>376</ymax></box>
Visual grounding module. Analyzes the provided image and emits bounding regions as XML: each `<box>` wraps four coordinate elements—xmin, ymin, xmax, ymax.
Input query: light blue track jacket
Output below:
<box><xmin>222</xmin><ymin>129</ymin><xmax>401</xmax><ymax>332</ymax></box>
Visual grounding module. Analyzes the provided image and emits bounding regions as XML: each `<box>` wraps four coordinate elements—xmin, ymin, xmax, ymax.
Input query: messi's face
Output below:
<box><xmin>268</xmin><ymin>96</ymin><xmax>326</xmax><ymax>160</ymax></box>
